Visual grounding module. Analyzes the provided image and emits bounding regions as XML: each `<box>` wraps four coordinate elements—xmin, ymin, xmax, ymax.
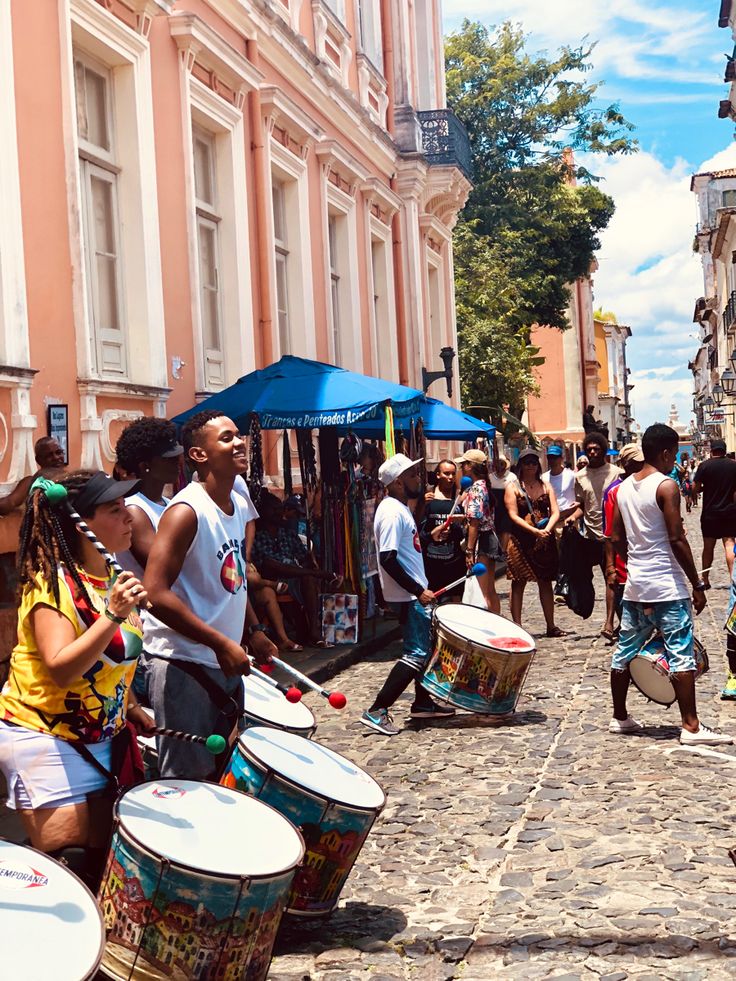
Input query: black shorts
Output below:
<box><xmin>701</xmin><ymin>517</ymin><xmax>736</xmax><ymax>540</ymax></box>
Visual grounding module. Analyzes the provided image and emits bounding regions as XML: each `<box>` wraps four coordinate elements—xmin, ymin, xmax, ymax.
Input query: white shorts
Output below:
<box><xmin>0</xmin><ymin>722</ymin><xmax>112</xmax><ymax>810</ymax></box>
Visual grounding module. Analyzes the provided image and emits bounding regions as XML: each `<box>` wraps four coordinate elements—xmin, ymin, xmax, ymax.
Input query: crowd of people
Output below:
<box><xmin>1</xmin><ymin>410</ymin><xmax>736</xmax><ymax>886</ymax></box>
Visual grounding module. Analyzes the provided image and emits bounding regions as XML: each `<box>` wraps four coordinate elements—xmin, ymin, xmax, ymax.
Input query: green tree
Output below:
<box><xmin>446</xmin><ymin>21</ymin><xmax>636</xmax><ymax>419</ymax></box>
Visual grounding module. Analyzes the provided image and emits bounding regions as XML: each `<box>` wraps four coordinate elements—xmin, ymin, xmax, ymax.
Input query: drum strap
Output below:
<box><xmin>147</xmin><ymin>655</ymin><xmax>240</xmax><ymax>727</ymax></box>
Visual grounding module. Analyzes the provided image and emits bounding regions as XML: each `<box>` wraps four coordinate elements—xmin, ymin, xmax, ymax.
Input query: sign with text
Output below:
<box><xmin>47</xmin><ymin>404</ymin><xmax>69</xmax><ymax>464</ymax></box>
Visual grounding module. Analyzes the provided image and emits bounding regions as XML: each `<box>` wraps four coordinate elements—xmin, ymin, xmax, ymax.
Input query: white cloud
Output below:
<box><xmin>589</xmin><ymin>142</ymin><xmax>736</xmax><ymax>428</ymax></box>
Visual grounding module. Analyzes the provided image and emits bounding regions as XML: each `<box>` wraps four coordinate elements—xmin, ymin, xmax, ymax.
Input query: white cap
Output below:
<box><xmin>378</xmin><ymin>453</ymin><xmax>423</xmax><ymax>487</ymax></box>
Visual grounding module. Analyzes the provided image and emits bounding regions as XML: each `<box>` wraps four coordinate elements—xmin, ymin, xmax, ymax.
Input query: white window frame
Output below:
<box><xmin>272</xmin><ymin>179</ymin><xmax>291</xmax><ymax>357</ymax></box>
<box><xmin>368</xmin><ymin>218</ymin><xmax>398</xmax><ymax>379</ymax></box>
<box><xmin>171</xmin><ymin>16</ymin><xmax>258</xmax><ymax>396</ymax></box>
<box><xmin>62</xmin><ymin>0</ymin><xmax>167</xmax><ymax>389</ymax></box>
<box><xmin>355</xmin><ymin>0</ymin><xmax>383</xmax><ymax>71</ymax></box>
<box><xmin>268</xmin><ymin>139</ymin><xmax>315</xmax><ymax>360</ymax></box>
<box><xmin>323</xmin><ymin>183</ymin><xmax>361</xmax><ymax>370</ymax></box>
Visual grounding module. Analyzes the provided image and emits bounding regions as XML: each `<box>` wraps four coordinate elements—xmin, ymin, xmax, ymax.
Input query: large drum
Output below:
<box><xmin>422</xmin><ymin>604</ymin><xmax>536</xmax><ymax>715</ymax></box>
<box><xmin>0</xmin><ymin>839</ymin><xmax>104</xmax><ymax>980</ymax></box>
<box><xmin>243</xmin><ymin>674</ymin><xmax>316</xmax><ymax>737</ymax></box>
<box><xmin>98</xmin><ymin>780</ymin><xmax>304</xmax><ymax>981</ymax></box>
<box><xmin>221</xmin><ymin>727</ymin><xmax>385</xmax><ymax>917</ymax></box>
<box><xmin>629</xmin><ymin>633</ymin><xmax>709</xmax><ymax>707</ymax></box>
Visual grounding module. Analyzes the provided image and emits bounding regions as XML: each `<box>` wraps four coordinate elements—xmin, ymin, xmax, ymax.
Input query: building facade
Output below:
<box><xmin>594</xmin><ymin>315</ymin><xmax>633</xmax><ymax>448</ymax></box>
<box><xmin>1</xmin><ymin>0</ymin><xmax>470</xmax><ymax>486</ymax></box>
<box><xmin>690</xmin><ymin>167</ymin><xmax>736</xmax><ymax>449</ymax></box>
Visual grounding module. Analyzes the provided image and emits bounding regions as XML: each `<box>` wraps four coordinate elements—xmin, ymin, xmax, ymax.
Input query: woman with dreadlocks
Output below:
<box><xmin>0</xmin><ymin>469</ymin><xmax>152</xmax><ymax>885</ymax></box>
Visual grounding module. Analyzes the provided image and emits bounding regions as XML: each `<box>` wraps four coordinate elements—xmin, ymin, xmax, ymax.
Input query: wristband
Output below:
<box><xmin>693</xmin><ymin>581</ymin><xmax>706</xmax><ymax>593</ymax></box>
<box><xmin>248</xmin><ymin>623</ymin><xmax>269</xmax><ymax>637</ymax></box>
<box><xmin>105</xmin><ymin>608</ymin><xmax>126</xmax><ymax>625</ymax></box>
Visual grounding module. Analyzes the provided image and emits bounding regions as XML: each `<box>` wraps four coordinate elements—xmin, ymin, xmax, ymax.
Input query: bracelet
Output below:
<box><xmin>105</xmin><ymin>608</ymin><xmax>126</xmax><ymax>625</ymax></box>
<box><xmin>248</xmin><ymin>623</ymin><xmax>269</xmax><ymax>637</ymax></box>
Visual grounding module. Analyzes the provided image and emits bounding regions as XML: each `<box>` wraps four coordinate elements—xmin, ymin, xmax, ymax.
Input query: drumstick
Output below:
<box><xmin>147</xmin><ymin>726</ymin><xmax>226</xmax><ymax>755</ymax></box>
<box><xmin>264</xmin><ymin>655</ymin><xmax>347</xmax><ymax>709</ymax></box>
<box><xmin>248</xmin><ymin>661</ymin><xmax>302</xmax><ymax>703</ymax></box>
<box><xmin>433</xmin><ymin>562</ymin><xmax>487</xmax><ymax>599</ymax></box>
<box><xmin>442</xmin><ymin>475</ymin><xmax>473</xmax><ymax>529</ymax></box>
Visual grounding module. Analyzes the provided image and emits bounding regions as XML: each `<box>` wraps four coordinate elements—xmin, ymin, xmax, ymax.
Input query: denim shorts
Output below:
<box><xmin>611</xmin><ymin>599</ymin><xmax>695</xmax><ymax>673</ymax></box>
<box><xmin>396</xmin><ymin>600</ymin><xmax>432</xmax><ymax>672</ymax></box>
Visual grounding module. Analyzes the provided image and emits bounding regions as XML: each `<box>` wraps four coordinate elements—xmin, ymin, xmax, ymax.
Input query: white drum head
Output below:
<box><xmin>241</xmin><ymin>727</ymin><xmax>385</xmax><ymax>810</ymax></box>
<box><xmin>117</xmin><ymin>780</ymin><xmax>304</xmax><ymax>876</ymax></box>
<box><xmin>243</xmin><ymin>675</ymin><xmax>316</xmax><ymax>729</ymax></box>
<box><xmin>0</xmin><ymin>840</ymin><xmax>103</xmax><ymax>980</ymax></box>
<box><xmin>435</xmin><ymin>604</ymin><xmax>535</xmax><ymax>652</ymax></box>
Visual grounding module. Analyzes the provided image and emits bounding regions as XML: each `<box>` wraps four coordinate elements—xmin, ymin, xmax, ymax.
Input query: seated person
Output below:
<box><xmin>252</xmin><ymin>492</ymin><xmax>338</xmax><ymax>647</ymax></box>
<box><xmin>246</xmin><ymin>562</ymin><xmax>302</xmax><ymax>653</ymax></box>
<box><xmin>0</xmin><ymin>437</ymin><xmax>67</xmax><ymax>516</ymax></box>
<box><xmin>0</xmin><ymin>470</ymin><xmax>154</xmax><ymax>888</ymax></box>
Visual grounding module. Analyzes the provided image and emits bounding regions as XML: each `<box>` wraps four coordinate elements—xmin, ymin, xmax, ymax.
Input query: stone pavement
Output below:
<box><xmin>271</xmin><ymin>508</ymin><xmax>736</xmax><ymax>981</ymax></box>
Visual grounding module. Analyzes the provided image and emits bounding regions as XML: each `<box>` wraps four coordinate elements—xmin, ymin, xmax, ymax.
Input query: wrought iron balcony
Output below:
<box><xmin>723</xmin><ymin>290</ymin><xmax>736</xmax><ymax>333</ymax></box>
<box><xmin>417</xmin><ymin>109</ymin><xmax>472</xmax><ymax>180</ymax></box>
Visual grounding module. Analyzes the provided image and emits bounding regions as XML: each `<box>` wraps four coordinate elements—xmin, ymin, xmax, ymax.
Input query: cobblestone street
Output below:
<box><xmin>271</xmin><ymin>510</ymin><xmax>736</xmax><ymax>981</ymax></box>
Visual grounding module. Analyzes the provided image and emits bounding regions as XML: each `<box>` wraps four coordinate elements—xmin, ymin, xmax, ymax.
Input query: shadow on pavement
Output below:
<box><xmin>274</xmin><ymin>901</ymin><xmax>408</xmax><ymax>953</ymax></box>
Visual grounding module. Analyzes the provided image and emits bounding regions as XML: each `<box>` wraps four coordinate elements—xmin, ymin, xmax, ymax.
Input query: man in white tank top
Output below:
<box><xmin>142</xmin><ymin>410</ymin><xmax>277</xmax><ymax>778</ymax></box>
<box><xmin>608</xmin><ymin>424</ymin><xmax>732</xmax><ymax>746</ymax></box>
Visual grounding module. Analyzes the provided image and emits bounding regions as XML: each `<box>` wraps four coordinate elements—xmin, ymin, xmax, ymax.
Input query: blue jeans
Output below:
<box><xmin>397</xmin><ymin>600</ymin><xmax>432</xmax><ymax>672</ymax></box>
<box><xmin>611</xmin><ymin>599</ymin><xmax>695</xmax><ymax>673</ymax></box>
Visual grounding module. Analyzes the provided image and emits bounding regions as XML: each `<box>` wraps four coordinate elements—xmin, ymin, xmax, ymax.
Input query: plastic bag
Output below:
<box><xmin>462</xmin><ymin>574</ymin><xmax>486</xmax><ymax>609</ymax></box>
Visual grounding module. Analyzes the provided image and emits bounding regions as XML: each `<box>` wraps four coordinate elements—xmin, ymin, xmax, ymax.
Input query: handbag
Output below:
<box><xmin>521</xmin><ymin>485</ymin><xmax>549</xmax><ymax>530</ymax></box>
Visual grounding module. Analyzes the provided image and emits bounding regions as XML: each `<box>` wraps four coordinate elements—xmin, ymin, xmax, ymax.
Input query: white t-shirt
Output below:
<box><xmin>617</xmin><ymin>471</ymin><xmax>690</xmax><ymax>603</ymax></box>
<box><xmin>542</xmin><ymin>468</ymin><xmax>576</xmax><ymax>511</ymax></box>
<box><xmin>143</xmin><ymin>481</ymin><xmax>250</xmax><ymax>668</ymax></box>
<box><xmin>374</xmin><ymin>496</ymin><xmax>427</xmax><ymax>603</ymax></box>
<box><xmin>117</xmin><ymin>492</ymin><xmax>168</xmax><ymax>581</ymax></box>
<box><xmin>233</xmin><ymin>475</ymin><xmax>260</xmax><ymax>523</ymax></box>
<box><xmin>489</xmin><ymin>471</ymin><xmax>518</xmax><ymax>491</ymax></box>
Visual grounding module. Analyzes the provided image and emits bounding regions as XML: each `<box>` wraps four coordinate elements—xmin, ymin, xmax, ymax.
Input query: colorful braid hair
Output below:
<box><xmin>16</xmin><ymin>469</ymin><xmax>101</xmax><ymax>610</ymax></box>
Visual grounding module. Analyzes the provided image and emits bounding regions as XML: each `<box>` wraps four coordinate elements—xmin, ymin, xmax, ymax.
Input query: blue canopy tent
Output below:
<box><xmin>172</xmin><ymin>356</ymin><xmax>425</xmax><ymax>430</ymax></box>
<box><xmin>342</xmin><ymin>397</ymin><xmax>495</xmax><ymax>441</ymax></box>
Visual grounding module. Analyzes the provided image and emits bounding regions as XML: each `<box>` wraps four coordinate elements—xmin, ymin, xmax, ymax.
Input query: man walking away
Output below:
<box><xmin>602</xmin><ymin>443</ymin><xmax>644</xmax><ymax>621</ymax></box>
<box><xmin>360</xmin><ymin>454</ymin><xmax>454</xmax><ymax>735</ymax></box>
<box><xmin>693</xmin><ymin>439</ymin><xmax>736</xmax><ymax>589</ymax></box>
<box><xmin>609</xmin><ymin>424</ymin><xmax>731</xmax><ymax>746</ymax></box>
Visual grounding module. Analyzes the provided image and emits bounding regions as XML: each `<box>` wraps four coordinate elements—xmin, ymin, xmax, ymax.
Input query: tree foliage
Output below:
<box><xmin>447</xmin><ymin>21</ymin><xmax>637</xmax><ymax>419</ymax></box>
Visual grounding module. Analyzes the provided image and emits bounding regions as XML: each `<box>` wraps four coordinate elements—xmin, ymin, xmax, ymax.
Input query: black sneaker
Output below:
<box><xmin>410</xmin><ymin>701</ymin><xmax>456</xmax><ymax>719</ymax></box>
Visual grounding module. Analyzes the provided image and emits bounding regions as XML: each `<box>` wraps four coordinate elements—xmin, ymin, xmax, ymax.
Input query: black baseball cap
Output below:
<box><xmin>152</xmin><ymin>437</ymin><xmax>183</xmax><ymax>459</ymax></box>
<box><xmin>73</xmin><ymin>472</ymin><xmax>141</xmax><ymax>516</ymax></box>
<box><xmin>712</xmin><ymin>438</ymin><xmax>727</xmax><ymax>452</ymax></box>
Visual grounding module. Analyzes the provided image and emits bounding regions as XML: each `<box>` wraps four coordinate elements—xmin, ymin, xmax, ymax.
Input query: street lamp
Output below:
<box><xmin>722</xmin><ymin>367</ymin><xmax>736</xmax><ymax>396</ymax></box>
<box><xmin>713</xmin><ymin>383</ymin><xmax>725</xmax><ymax>407</ymax></box>
<box><xmin>704</xmin><ymin>395</ymin><xmax>715</xmax><ymax>410</ymax></box>
<box><xmin>731</xmin><ymin>348</ymin><xmax>736</xmax><ymax>373</ymax></box>
<box><xmin>421</xmin><ymin>346</ymin><xmax>456</xmax><ymax>399</ymax></box>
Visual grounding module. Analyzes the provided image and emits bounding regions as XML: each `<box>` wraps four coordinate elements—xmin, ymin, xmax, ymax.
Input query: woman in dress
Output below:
<box><xmin>0</xmin><ymin>470</ymin><xmax>154</xmax><ymax>886</ymax></box>
<box><xmin>457</xmin><ymin>449</ymin><xmax>501</xmax><ymax>613</ymax></box>
<box><xmin>505</xmin><ymin>450</ymin><xmax>564</xmax><ymax>636</ymax></box>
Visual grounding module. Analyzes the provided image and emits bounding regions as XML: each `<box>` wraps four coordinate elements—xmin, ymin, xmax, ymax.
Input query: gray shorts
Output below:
<box><xmin>139</xmin><ymin>653</ymin><xmax>244</xmax><ymax>780</ymax></box>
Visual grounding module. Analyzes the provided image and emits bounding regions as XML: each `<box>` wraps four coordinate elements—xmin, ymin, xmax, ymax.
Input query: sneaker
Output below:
<box><xmin>680</xmin><ymin>725</ymin><xmax>733</xmax><ymax>746</ymax></box>
<box><xmin>608</xmin><ymin>715</ymin><xmax>644</xmax><ymax>734</ymax></box>
<box><xmin>722</xmin><ymin>673</ymin><xmax>736</xmax><ymax>700</ymax></box>
<box><xmin>359</xmin><ymin>708</ymin><xmax>400</xmax><ymax>735</ymax></box>
<box><xmin>410</xmin><ymin>701</ymin><xmax>456</xmax><ymax>719</ymax></box>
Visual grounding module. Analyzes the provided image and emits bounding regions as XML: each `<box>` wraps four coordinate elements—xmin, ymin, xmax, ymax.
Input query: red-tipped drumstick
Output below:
<box><xmin>248</xmin><ymin>661</ymin><xmax>302</xmax><ymax>703</ymax></box>
<box><xmin>433</xmin><ymin>562</ymin><xmax>487</xmax><ymax>599</ymax></box>
<box><xmin>266</xmin><ymin>654</ymin><xmax>347</xmax><ymax>709</ymax></box>
<box><xmin>442</xmin><ymin>475</ymin><xmax>473</xmax><ymax>530</ymax></box>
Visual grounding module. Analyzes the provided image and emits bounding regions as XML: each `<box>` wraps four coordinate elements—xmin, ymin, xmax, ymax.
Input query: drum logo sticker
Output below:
<box><xmin>152</xmin><ymin>785</ymin><xmax>187</xmax><ymax>799</ymax></box>
<box><xmin>0</xmin><ymin>861</ymin><xmax>49</xmax><ymax>889</ymax></box>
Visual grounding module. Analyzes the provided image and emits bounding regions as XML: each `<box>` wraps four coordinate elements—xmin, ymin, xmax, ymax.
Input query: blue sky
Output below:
<box><xmin>442</xmin><ymin>0</ymin><xmax>736</xmax><ymax>429</ymax></box>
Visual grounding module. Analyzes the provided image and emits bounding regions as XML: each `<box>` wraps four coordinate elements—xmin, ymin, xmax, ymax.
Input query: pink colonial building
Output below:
<box><xmin>0</xmin><ymin>0</ymin><xmax>471</xmax><ymax>485</ymax></box>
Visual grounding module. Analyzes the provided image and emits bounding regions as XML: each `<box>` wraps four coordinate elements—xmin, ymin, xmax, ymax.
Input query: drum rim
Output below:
<box><xmin>0</xmin><ymin>838</ymin><xmax>105</xmax><ymax>978</ymax></box>
<box><xmin>113</xmin><ymin>779</ymin><xmax>306</xmax><ymax>878</ymax></box>
<box><xmin>628</xmin><ymin>655</ymin><xmax>676</xmax><ymax>707</ymax></box>
<box><xmin>434</xmin><ymin>603</ymin><xmax>535</xmax><ymax>652</ymax></box>
<box><xmin>242</xmin><ymin>712</ymin><xmax>317</xmax><ymax>737</ymax></box>
<box><xmin>238</xmin><ymin>728</ymin><xmax>387</xmax><ymax>812</ymax></box>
